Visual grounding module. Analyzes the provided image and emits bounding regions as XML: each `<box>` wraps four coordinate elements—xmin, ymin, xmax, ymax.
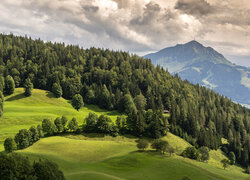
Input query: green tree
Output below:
<box><xmin>68</xmin><ymin>117</ymin><xmax>79</xmax><ymax>132</ymax></box>
<box><xmin>134</xmin><ymin>93</ymin><xmax>147</xmax><ymax>111</ymax></box>
<box><xmin>4</xmin><ymin>138</ymin><xmax>16</xmax><ymax>153</ymax></box>
<box><xmin>168</xmin><ymin>146</ymin><xmax>175</xmax><ymax>156</ymax></box>
<box><xmin>96</xmin><ymin>115</ymin><xmax>114</xmax><ymax>134</ymax></box>
<box><xmin>29</xmin><ymin>126</ymin><xmax>39</xmax><ymax>144</ymax></box>
<box><xmin>52</xmin><ymin>83</ymin><xmax>62</xmax><ymax>98</ymax></box>
<box><xmin>54</xmin><ymin>117</ymin><xmax>64</xmax><ymax>133</ymax></box>
<box><xmin>84</xmin><ymin>113</ymin><xmax>98</xmax><ymax>132</ymax></box>
<box><xmin>72</xmin><ymin>94</ymin><xmax>84</xmax><ymax>111</ymax></box>
<box><xmin>14</xmin><ymin>129</ymin><xmax>31</xmax><ymax>149</ymax></box>
<box><xmin>42</xmin><ymin>119</ymin><xmax>56</xmax><ymax>136</ymax></box>
<box><xmin>37</xmin><ymin>124</ymin><xmax>43</xmax><ymax>138</ymax></box>
<box><xmin>182</xmin><ymin>147</ymin><xmax>199</xmax><ymax>160</ymax></box>
<box><xmin>0</xmin><ymin>153</ymin><xmax>34</xmax><ymax>179</ymax></box>
<box><xmin>199</xmin><ymin>146</ymin><xmax>210</xmax><ymax>162</ymax></box>
<box><xmin>151</xmin><ymin>139</ymin><xmax>169</xmax><ymax>154</ymax></box>
<box><xmin>228</xmin><ymin>151</ymin><xmax>236</xmax><ymax>165</ymax></box>
<box><xmin>123</xmin><ymin>94</ymin><xmax>137</xmax><ymax>114</ymax></box>
<box><xmin>24</xmin><ymin>78</ymin><xmax>33</xmax><ymax>97</ymax></box>
<box><xmin>5</xmin><ymin>75</ymin><xmax>15</xmax><ymax>95</ymax></box>
<box><xmin>221</xmin><ymin>159</ymin><xmax>230</xmax><ymax>169</ymax></box>
<box><xmin>137</xmin><ymin>139</ymin><xmax>149</xmax><ymax>151</ymax></box>
<box><xmin>33</xmin><ymin>160</ymin><xmax>65</xmax><ymax>180</ymax></box>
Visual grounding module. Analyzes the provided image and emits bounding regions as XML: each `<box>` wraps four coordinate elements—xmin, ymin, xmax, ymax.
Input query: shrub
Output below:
<box><xmin>137</xmin><ymin>139</ymin><xmax>149</xmax><ymax>151</ymax></box>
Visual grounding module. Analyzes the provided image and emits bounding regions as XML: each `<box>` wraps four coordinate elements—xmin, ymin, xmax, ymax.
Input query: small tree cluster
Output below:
<box><xmin>84</xmin><ymin>113</ymin><xmax>118</xmax><ymax>136</ymax></box>
<box><xmin>14</xmin><ymin>125</ymin><xmax>43</xmax><ymax>150</ymax></box>
<box><xmin>181</xmin><ymin>147</ymin><xmax>200</xmax><ymax>160</ymax></box>
<box><xmin>0</xmin><ymin>153</ymin><xmax>65</xmax><ymax>179</ymax></box>
<box><xmin>151</xmin><ymin>139</ymin><xmax>170</xmax><ymax>154</ymax></box>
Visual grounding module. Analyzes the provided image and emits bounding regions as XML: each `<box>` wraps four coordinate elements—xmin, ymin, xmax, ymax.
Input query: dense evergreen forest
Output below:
<box><xmin>0</xmin><ymin>34</ymin><xmax>249</xmax><ymax>166</ymax></box>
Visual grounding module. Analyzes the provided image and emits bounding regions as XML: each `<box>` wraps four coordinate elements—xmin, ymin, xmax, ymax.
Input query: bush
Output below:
<box><xmin>151</xmin><ymin>139</ymin><xmax>169</xmax><ymax>154</ymax></box>
<box><xmin>137</xmin><ymin>139</ymin><xmax>149</xmax><ymax>151</ymax></box>
<box><xmin>4</xmin><ymin>138</ymin><xmax>16</xmax><ymax>153</ymax></box>
<box><xmin>182</xmin><ymin>147</ymin><xmax>199</xmax><ymax>160</ymax></box>
<box><xmin>199</xmin><ymin>146</ymin><xmax>209</xmax><ymax>162</ymax></box>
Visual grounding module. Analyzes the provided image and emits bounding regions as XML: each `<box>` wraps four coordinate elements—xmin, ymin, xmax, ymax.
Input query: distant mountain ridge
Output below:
<box><xmin>145</xmin><ymin>41</ymin><xmax>250</xmax><ymax>107</ymax></box>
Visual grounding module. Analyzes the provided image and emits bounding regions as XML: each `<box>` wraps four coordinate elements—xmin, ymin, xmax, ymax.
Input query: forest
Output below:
<box><xmin>0</xmin><ymin>34</ymin><xmax>249</xmax><ymax>166</ymax></box>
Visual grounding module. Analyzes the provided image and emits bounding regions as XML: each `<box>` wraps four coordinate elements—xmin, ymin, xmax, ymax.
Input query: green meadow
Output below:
<box><xmin>0</xmin><ymin>88</ymin><xmax>121</xmax><ymax>151</ymax></box>
<box><xmin>18</xmin><ymin>134</ymin><xmax>249</xmax><ymax>180</ymax></box>
<box><xmin>1</xmin><ymin>88</ymin><xmax>249</xmax><ymax>179</ymax></box>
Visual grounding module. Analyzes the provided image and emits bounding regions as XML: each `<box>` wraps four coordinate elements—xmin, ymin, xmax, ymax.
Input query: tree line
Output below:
<box><xmin>0</xmin><ymin>34</ymin><xmax>249</xmax><ymax>166</ymax></box>
<box><xmin>4</xmin><ymin>111</ymin><xmax>167</xmax><ymax>152</ymax></box>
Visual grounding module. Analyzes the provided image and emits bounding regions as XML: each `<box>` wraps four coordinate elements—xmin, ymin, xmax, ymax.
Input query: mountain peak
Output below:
<box><xmin>145</xmin><ymin>40</ymin><xmax>233</xmax><ymax>67</ymax></box>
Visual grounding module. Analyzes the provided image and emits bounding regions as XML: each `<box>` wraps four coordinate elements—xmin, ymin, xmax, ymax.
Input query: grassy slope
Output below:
<box><xmin>0</xmin><ymin>88</ymin><xmax>121</xmax><ymax>151</ymax></box>
<box><xmin>18</xmin><ymin>135</ymin><xmax>249</xmax><ymax>180</ymax></box>
<box><xmin>1</xmin><ymin>88</ymin><xmax>248</xmax><ymax>179</ymax></box>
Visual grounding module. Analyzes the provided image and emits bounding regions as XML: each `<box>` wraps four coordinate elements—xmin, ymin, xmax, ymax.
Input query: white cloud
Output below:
<box><xmin>0</xmin><ymin>0</ymin><xmax>249</xmax><ymax>66</ymax></box>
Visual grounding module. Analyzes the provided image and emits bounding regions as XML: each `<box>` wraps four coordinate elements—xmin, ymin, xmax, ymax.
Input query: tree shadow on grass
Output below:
<box><xmin>5</xmin><ymin>93</ymin><xmax>26</xmax><ymax>101</ymax></box>
<box><xmin>45</xmin><ymin>91</ymin><xmax>56</xmax><ymax>99</ymax></box>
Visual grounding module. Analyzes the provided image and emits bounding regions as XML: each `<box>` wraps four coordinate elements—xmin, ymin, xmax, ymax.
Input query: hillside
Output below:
<box><xmin>18</xmin><ymin>135</ymin><xmax>249</xmax><ymax>180</ymax></box>
<box><xmin>0</xmin><ymin>88</ymin><xmax>121</xmax><ymax>151</ymax></box>
<box><xmin>0</xmin><ymin>34</ymin><xmax>249</xmax><ymax>167</ymax></box>
<box><xmin>144</xmin><ymin>41</ymin><xmax>250</xmax><ymax>107</ymax></box>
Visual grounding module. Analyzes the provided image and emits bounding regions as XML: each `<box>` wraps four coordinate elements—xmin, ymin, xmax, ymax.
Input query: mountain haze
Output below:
<box><xmin>145</xmin><ymin>41</ymin><xmax>250</xmax><ymax>107</ymax></box>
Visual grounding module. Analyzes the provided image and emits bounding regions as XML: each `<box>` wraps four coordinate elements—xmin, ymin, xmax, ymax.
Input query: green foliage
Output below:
<box><xmin>61</xmin><ymin>116</ymin><xmax>68</xmax><ymax>128</ymax></box>
<box><xmin>4</xmin><ymin>138</ymin><xmax>16</xmax><ymax>153</ymax></box>
<box><xmin>137</xmin><ymin>139</ymin><xmax>149</xmax><ymax>151</ymax></box>
<box><xmin>72</xmin><ymin>94</ymin><xmax>84</xmax><ymax>111</ymax></box>
<box><xmin>68</xmin><ymin>117</ymin><xmax>79</xmax><ymax>132</ymax></box>
<box><xmin>151</xmin><ymin>139</ymin><xmax>169</xmax><ymax>154</ymax></box>
<box><xmin>29</xmin><ymin>126</ymin><xmax>40</xmax><ymax>143</ymax></box>
<box><xmin>5</xmin><ymin>75</ymin><xmax>15</xmax><ymax>95</ymax></box>
<box><xmin>0</xmin><ymin>153</ymin><xmax>65</xmax><ymax>179</ymax></box>
<box><xmin>221</xmin><ymin>159</ymin><xmax>230</xmax><ymax>169</ymax></box>
<box><xmin>24</xmin><ymin>78</ymin><xmax>33</xmax><ymax>97</ymax></box>
<box><xmin>182</xmin><ymin>147</ymin><xmax>199</xmax><ymax>160</ymax></box>
<box><xmin>14</xmin><ymin>129</ymin><xmax>31</xmax><ymax>149</ymax></box>
<box><xmin>0</xmin><ymin>90</ymin><xmax>4</xmax><ymax>117</ymax></box>
<box><xmin>52</xmin><ymin>82</ymin><xmax>63</xmax><ymax>98</ymax></box>
<box><xmin>33</xmin><ymin>160</ymin><xmax>65</xmax><ymax>180</ymax></box>
<box><xmin>199</xmin><ymin>146</ymin><xmax>210</xmax><ymax>162</ymax></box>
<box><xmin>228</xmin><ymin>151</ymin><xmax>236</xmax><ymax>165</ymax></box>
<box><xmin>123</xmin><ymin>94</ymin><xmax>137</xmax><ymax>114</ymax></box>
<box><xmin>0</xmin><ymin>153</ymin><xmax>34</xmax><ymax>179</ymax></box>
<box><xmin>54</xmin><ymin>117</ymin><xmax>64</xmax><ymax>133</ymax></box>
<box><xmin>42</xmin><ymin>119</ymin><xmax>56</xmax><ymax>136</ymax></box>
<box><xmin>0</xmin><ymin>34</ymin><xmax>248</xmax><ymax>166</ymax></box>
<box><xmin>134</xmin><ymin>93</ymin><xmax>147</xmax><ymax>111</ymax></box>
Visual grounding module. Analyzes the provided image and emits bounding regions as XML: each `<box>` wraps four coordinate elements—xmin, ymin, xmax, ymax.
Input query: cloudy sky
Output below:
<box><xmin>0</xmin><ymin>0</ymin><xmax>250</xmax><ymax>67</ymax></box>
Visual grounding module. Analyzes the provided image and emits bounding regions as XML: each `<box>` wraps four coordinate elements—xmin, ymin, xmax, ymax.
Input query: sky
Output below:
<box><xmin>0</xmin><ymin>0</ymin><xmax>250</xmax><ymax>67</ymax></box>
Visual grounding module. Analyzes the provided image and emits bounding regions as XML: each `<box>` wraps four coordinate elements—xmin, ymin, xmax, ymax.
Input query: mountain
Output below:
<box><xmin>145</xmin><ymin>41</ymin><xmax>250</xmax><ymax>107</ymax></box>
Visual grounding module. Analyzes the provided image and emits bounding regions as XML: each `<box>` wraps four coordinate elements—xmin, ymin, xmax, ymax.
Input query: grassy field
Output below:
<box><xmin>0</xmin><ymin>88</ymin><xmax>121</xmax><ymax>151</ymax></box>
<box><xmin>1</xmin><ymin>88</ymin><xmax>249</xmax><ymax>179</ymax></box>
<box><xmin>18</xmin><ymin>135</ymin><xmax>249</xmax><ymax>180</ymax></box>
